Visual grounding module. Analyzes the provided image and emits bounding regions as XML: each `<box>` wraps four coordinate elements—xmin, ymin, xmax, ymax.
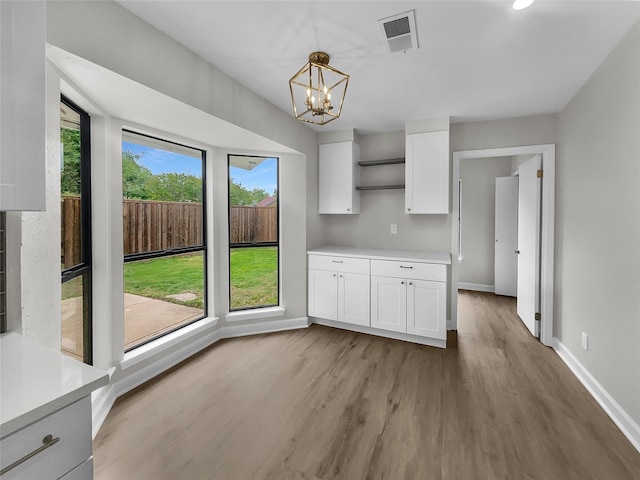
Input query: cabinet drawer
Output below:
<box><xmin>308</xmin><ymin>255</ymin><xmax>370</xmax><ymax>274</ymax></box>
<box><xmin>0</xmin><ymin>397</ymin><xmax>91</xmax><ymax>480</ymax></box>
<box><xmin>371</xmin><ymin>260</ymin><xmax>446</xmax><ymax>281</ymax></box>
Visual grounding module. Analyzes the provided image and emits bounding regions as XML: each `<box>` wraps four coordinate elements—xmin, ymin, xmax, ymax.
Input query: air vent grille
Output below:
<box><xmin>383</xmin><ymin>17</ymin><xmax>411</xmax><ymax>39</ymax></box>
<box><xmin>377</xmin><ymin>10</ymin><xmax>418</xmax><ymax>53</ymax></box>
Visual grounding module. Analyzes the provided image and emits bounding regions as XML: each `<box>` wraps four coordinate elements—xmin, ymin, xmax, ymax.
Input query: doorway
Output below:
<box><xmin>451</xmin><ymin>145</ymin><xmax>555</xmax><ymax>347</ymax></box>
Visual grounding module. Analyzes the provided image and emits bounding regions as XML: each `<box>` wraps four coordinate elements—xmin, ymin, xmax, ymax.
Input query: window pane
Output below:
<box><xmin>61</xmin><ymin>275</ymin><xmax>85</xmax><ymax>362</ymax></box>
<box><xmin>122</xmin><ymin>131</ymin><xmax>206</xmax><ymax>351</ymax></box>
<box><xmin>230</xmin><ymin>246</ymin><xmax>278</xmax><ymax>310</ymax></box>
<box><xmin>60</xmin><ymin>98</ymin><xmax>91</xmax><ymax>364</ymax></box>
<box><xmin>124</xmin><ymin>252</ymin><xmax>205</xmax><ymax>350</ymax></box>
<box><xmin>228</xmin><ymin>156</ymin><xmax>279</xmax><ymax>310</ymax></box>
<box><xmin>60</xmin><ymin>103</ymin><xmax>83</xmax><ymax>269</ymax></box>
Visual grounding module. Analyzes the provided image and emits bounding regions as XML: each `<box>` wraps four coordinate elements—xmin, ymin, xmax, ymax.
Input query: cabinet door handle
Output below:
<box><xmin>331</xmin><ymin>260</ymin><xmax>344</xmax><ymax>263</ymax></box>
<box><xmin>339</xmin><ymin>274</ymin><xmax>343</xmax><ymax>278</ymax></box>
<box><xmin>333</xmin><ymin>274</ymin><xmax>336</xmax><ymax>277</ymax></box>
<box><xmin>0</xmin><ymin>434</ymin><xmax>60</xmax><ymax>476</ymax></box>
<box><xmin>400</xmin><ymin>265</ymin><xmax>413</xmax><ymax>269</ymax></box>
<box><xmin>409</xmin><ymin>282</ymin><xmax>413</xmax><ymax>286</ymax></box>
<box><xmin>401</xmin><ymin>281</ymin><xmax>405</xmax><ymax>285</ymax></box>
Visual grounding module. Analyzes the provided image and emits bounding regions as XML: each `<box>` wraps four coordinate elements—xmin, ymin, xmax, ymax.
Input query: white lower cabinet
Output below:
<box><xmin>0</xmin><ymin>397</ymin><xmax>93</xmax><ymax>480</ymax></box>
<box><xmin>308</xmin><ymin>250</ymin><xmax>450</xmax><ymax>345</ymax></box>
<box><xmin>308</xmin><ymin>255</ymin><xmax>370</xmax><ymax>326</ymax></box>
<box><xmin>370</xmin><ymin>260</ymin><xmax>447</xmax><ymax>340</ymax></box>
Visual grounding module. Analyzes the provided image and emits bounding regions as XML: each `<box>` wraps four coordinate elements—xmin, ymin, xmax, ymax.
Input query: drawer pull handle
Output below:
<box><xmin>0</xmin><ymin>434</ymin><xmax>60</xmax><ymax>476</ymax></box>
<box><xmin>332</xmin><ymin>260</ymin><xmax>344</xmax><ymax>263</ymax></box>
<box><xmin>400</xmin><ymin>265</ymin><xmax>413</xmax><ymax>269</ymax></box>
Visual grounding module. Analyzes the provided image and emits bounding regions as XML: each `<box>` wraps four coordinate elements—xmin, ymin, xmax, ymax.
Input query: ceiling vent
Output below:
<box><xmin>378</xmin><ymin>10</ymin><xmax>418</xmax><ymax>54</ymax></box>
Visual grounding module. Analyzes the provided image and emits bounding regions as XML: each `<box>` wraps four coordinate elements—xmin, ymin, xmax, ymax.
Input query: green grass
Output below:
<box><xmin>121</xmin><ymin>247</ymin><xmax>278</xmax><ymax>310</ymax></box>
<box><xmin>230</xmin><ymin>247</ymin><xmax>278</xmax><ymax>310</ymax></box>
<box><xmin>124</xmin><ymin>252</ymin><xmax>205</xmax><ymax>309</ymax></box>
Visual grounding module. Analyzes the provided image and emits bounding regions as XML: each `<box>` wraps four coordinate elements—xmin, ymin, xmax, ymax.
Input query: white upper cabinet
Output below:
<box><xmin>405</xmin><ymin>130</ymin><xmax>449</xmax><ymax>214</ymax></box>
<box><xmin>318</xmin><ymin>141</ymin><xmax>360</xmax><ymax>214</ymax></box>
<box><xmin>0</xmin><ymin>1</ymin><xmax>46</xmax><ymax>211</ymax></box>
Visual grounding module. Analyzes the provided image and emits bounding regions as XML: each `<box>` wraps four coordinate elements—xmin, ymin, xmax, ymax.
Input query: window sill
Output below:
<box><xmin>120</xmin><ymin>316</ymin><xmax>219</xmax><ymax>370</ymax></box>
<box><xmin>225</xmin><ymin>306</ymin><xmax>285</xmax><ymax>323</ymax></box>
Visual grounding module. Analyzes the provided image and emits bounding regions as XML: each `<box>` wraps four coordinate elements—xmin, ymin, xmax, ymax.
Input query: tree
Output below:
<box><xmin>229</xmin><ymin>180</ymin><xmax>269</xmax><ymax>206</ymax></box>
<box><xmin>146</xmin><ymin>173</ymin><xmax>202</xmax><ymax>203</ymax></box>
<box><xmin>60</xmin><ymin>128</ymin><xmax>81</xmax><ymax>195</ymax></box>
<box><xmin>122</xmin><ymin>151</ymin><xmax>154</xmax><ymax>199</ymax></box>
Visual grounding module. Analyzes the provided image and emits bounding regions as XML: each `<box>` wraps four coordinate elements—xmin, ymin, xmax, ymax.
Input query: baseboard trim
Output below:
<box><xmin>553</xmin><ymin>339</ymin><xmax>640</xmax><ymax>454</ymax></box>
<box><xmin>91</xmin><ymin>317</ymin><xmax>310</xmax><ymax>437</ymax></box>
<box><xmin>220</xmin><ymin>316</ymin><xmax>310</xmax><ymax>339</ymax></box>
<box><xmin>458</xmin><ymin>282</ymin><xmax>495</xmax><ymax>293</ymax></box>
<box><xmin>312</xmin><ymin>318</ymin><xmax>446</xmax><ymax>349</ymax></box>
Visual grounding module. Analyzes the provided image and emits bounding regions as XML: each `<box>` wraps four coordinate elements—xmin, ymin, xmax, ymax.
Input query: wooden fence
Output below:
<box><xmin>229</xmin><ymin>205</ymin><xmax>277</xmax><ymax>245</ymax></box>
<box><xmin>61</xmin><ymin>196</ymin><xmax>277</xmax><ymax>267</ymax></box>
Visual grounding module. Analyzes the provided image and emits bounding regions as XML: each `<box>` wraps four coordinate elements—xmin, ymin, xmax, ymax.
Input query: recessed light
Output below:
<box><xmin>513</xmin><ymin>0</ymin><xmax>534</xmax><ymax>10</ymax></box>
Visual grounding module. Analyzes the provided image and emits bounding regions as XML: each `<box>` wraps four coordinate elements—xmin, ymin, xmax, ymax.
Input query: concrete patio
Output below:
<box><xmin>62</xmin><ymin>293</ymin><xmax>204</xmax><ymax>360</ymax></box>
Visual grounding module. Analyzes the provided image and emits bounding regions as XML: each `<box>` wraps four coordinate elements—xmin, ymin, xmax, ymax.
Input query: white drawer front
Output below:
<box><xmin>371</xmin><ymin>260</ymin><xmax>446</xmax><ymax>282</ymax></box>
<box><xmin>0</xmin><ymin>397</ymin><xmax>92</xmax><ymax>480</ymax></box>
<box><xmin>308</xmin><ymin>255</ymin><xmax>370</xmax><ymax>274</ymax></box>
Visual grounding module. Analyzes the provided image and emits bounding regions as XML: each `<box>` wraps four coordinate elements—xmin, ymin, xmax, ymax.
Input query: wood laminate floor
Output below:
<box><xmin>94</xmin><ymin>291</ymin><xmax>640</xmax><ymax>479</ymax></box>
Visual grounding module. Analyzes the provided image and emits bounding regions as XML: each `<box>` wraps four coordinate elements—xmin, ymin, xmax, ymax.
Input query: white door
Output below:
<box><xmin>495</xmin><ymin>176</ymin><xmax>519</xmax><ymax>297</ymax></box>
<box><xmin>371</xmin><ymin>276</ymin><xmax>406</xmax><ymax>333</ymax></box>
<box><xmin>407</xmin><ymin>280</ymin><xmax>446</xmax><ymax>339</ymax></box>
<box><xmin>516</xmin><ymin>155</ymin><xmax>542</xmax><ymax>337</ymax></box>
<box><xmin>308</xmin><ymin>269</ymin><xmax>337</xmax><ymax>321</ymax></box>
<box><xmin>338</xmin><ymin>272</ymin><xmax>370</xmax><ymax>326</ymax></box>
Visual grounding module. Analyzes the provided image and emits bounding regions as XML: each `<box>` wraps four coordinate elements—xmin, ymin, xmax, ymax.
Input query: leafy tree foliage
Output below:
<box><xmin>62</xmin><ymin>135</ymin><xmax>267</xmax><ymax>206</ymax></box>
<box><xmin>229</xmin><ymin>181</ymin><xmax>270</xmax><ymax>206</ymax></box>
<box><xmin>122</xmin><ymin>151</ymin><xmax>154</xmax><ymax>200</ymax></box>
<box><xmin>60</xmin><ymin>128</ymin><xmax>81</xmax><ymax>195</ymax></box>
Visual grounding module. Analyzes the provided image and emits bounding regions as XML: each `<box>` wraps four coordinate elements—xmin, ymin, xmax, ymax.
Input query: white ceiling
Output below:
<box><xmin>118</xmin><ymin>0</ymin><xmax>640</xmax><ymax>133</ymax></box>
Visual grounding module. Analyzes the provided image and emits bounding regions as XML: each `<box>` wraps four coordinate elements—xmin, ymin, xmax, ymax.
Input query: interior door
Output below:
<box><xmin>516</xmin><ymin>155</ymin><xmax>542</xmax><ymax>337</ymax></box>
<box><xmin>495</xmin><ymin>176</ymin><xmax>519</xmax><ymax>297</ymax></box>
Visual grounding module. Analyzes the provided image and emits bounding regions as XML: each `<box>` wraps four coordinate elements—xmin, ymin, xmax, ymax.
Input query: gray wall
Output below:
<box><xmin>320</xmin><ymin>114</ymin><xmax>559</xmax><ymax>253</ymax></box>
<box><xmin>459</xmin><ymin>157</ymin><xmax>513</xmax><ymax>287</ymax></box>
<box><xmin>7</xmin><ymin>1</ymin><xmax>320</xmax><ymax>375</ymax></box>
<box><xmin>557</xmin><ymin>19</ymin><xmax>640</xmax><ymax>423</ymax></box>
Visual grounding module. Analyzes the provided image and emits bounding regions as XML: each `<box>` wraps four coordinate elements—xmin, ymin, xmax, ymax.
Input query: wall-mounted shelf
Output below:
<box><xmin>358</xmin><ymin>158</ymin><xmax>405</xmax><ymax>167</ymax></box>
<box><xmin>356</xmin><ymin>184</ymin><xmax>405</xmax><ymax>191</ymax></box>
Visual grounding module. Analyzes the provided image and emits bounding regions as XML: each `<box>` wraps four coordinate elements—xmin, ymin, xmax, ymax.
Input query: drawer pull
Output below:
<box><xmin>0</xmin><ymin>434</ymin><xmax>60</xmax><ymax>476</ymax></box>
<box><xmin>400</xmin><ymin>265</ymin><xmax>414</xmax><ymax>269</ymax></box>
<box><xmin>332</xmin><ymin>260</ymin><xmax>344</xmax><ymax>263</ymax></box>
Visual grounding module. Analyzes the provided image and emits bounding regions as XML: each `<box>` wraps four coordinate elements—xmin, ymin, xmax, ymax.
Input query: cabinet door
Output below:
<box><xmin>338</xmin><ymin>272</ymin><xmax>370</xmax><ymax>326</ymax></box>
<box><xmin>405</xmin><ymin>131</ymin><xmax>449</xmax><ymax>214</ymax></box>
<box><xmin>371</xmin><ymin>276</ymin><xmax>406</xmax><ymax>333</ymax></box>
<box><xmin>0</xmin><ymin>1</ymin><xmax>46</xmax><ymax>211</ymax></box>
<box><xmin>318</xmin><ymin>141</ymin><xmax>359</xmax><ymax>214</ymax></box>
<box><xmin>308</xmin><ymin>269</ymin><xmax>337</xmax><ymax>320</ymax></box>
<box><xmin>407</xmin><ymin>279</ymin><xmax>446</xmax><ymax>339</ymax></box>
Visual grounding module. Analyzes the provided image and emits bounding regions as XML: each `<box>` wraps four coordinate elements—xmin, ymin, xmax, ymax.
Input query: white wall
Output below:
<box><xmin>557</xmin><ymin>19</ymin><xmax>640</xmax><ymax>425</ymax></box>
<box><xmin>459</xmin><ymin>157</ymin><xmax>513</xmax><ymax>288</ymax></box>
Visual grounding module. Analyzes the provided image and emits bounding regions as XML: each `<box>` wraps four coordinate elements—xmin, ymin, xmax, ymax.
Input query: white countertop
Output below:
<box><xmin>308</xmin><ymin>246</ymin><xmax>452</xmax><ymax>264</ymax></box>
<box><xmin>0</xmin><ymin>333</ymin><xmax>109</xmax><ymax>437</ymax></box>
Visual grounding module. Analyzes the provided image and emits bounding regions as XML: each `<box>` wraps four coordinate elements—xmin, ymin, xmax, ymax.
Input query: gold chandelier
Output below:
<box><xmin>289</xmin><ymin>52</ymin><xmax>350</xmax><ymax>126</ymax></box>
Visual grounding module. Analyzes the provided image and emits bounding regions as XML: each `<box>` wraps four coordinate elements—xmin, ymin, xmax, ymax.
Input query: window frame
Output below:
<box><xmin>60</xmin><ymin>95</ymin><xmax>93</xmax><ymax>364</ymax></box>
<box><xmin>227</xmin><ymin>154</ymin><xmax>280</xmax><ymax>312</ymax></box>
<box><xmin>122</xmin><ymin>130</ymin><xmax>208</xmax><ymax>352</ymax></box>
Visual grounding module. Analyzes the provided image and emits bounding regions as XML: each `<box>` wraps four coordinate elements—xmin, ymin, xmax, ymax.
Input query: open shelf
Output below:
<box><xmin>358</xmin><ymin>158</ymin><xmax>405</xmax><ymax>167</ymax></box>
<box><xmin>356</xmin><ymin>184</ymin><xmax>405</xmax><ymax>191</ymax></box>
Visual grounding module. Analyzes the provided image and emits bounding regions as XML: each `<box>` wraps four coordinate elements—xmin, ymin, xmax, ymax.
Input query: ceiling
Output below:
<box><xmin>118</xmin><ymin>0</ymin><xmax>640</xmax><ymax>134</ymax></box>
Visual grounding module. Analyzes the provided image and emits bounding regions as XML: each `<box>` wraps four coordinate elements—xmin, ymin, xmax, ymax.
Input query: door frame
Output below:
<box><xmin>450</xmin><ymin>144</ymin><xmax>555</xmax><ymax>347</ymax></box>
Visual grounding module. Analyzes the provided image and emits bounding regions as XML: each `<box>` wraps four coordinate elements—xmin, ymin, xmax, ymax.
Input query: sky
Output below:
<box><xmin>123</xmin><ymin>141</ymin><xmax>277</xmax><ymax>194</ymax></box>
<box><xmin>230</xmin><ymin>157</ymin><xmax>278</xmax><ymax>194</ymax></box>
